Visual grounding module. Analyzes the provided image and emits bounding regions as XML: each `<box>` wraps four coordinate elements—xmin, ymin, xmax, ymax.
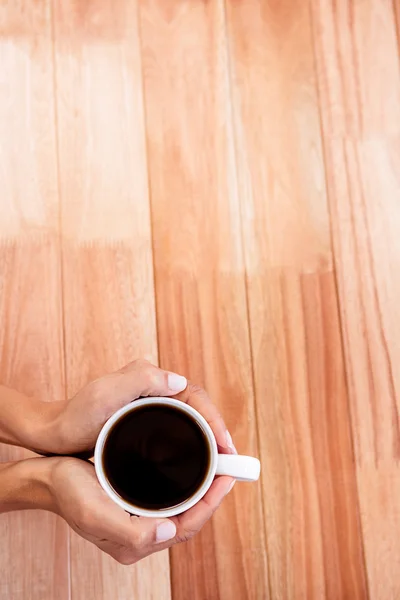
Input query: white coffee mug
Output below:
<box><xmin>95</xmin><ymin>397</ymin><xmax>261</xmax><ymax>518</ymax></box>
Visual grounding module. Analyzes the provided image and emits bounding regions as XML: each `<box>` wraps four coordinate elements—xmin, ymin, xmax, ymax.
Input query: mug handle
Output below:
<box><xmin>216</xmin><ymin>454</ymin><xmax>261</xmax><ymax>482</ymax></box>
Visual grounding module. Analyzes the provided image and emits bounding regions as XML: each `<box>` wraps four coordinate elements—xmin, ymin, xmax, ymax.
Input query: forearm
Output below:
<box><xmin>0</xmin><ymin>386</ymin><xmax>64</xmax><ymax>454</ymax></box>
<box><xmin>0</xmin><ymin>458</ymin><xmax>56</xmax><ymax>514</ymax></box>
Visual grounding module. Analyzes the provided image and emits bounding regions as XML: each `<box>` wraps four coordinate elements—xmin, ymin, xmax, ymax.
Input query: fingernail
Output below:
<box><xmin>156</xmin><ymin>521</ymin><xmax>176</xmax><ymax>543</ymax></box>
<box><xmin>226</xmin><ymin>430</ymin><xmax>238</xmax><ymax>454</ymax></box>
<box><xmin>227</xmin><ymin>479</ymin><xmax>236</xmax><ymax>494</ymax></box>
<box><xmin>168</xmin><ymin>373</ymin><xmax>187</xmax><ymax>392</ymax></box>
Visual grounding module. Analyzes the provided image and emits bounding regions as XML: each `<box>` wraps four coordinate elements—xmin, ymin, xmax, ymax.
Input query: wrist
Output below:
<box><xmin>26</xmin><ymin>400</ymin><xmax>68</xmax><ymax>455</ymax></box>
<box><xmin>0</xmin><ymin>457</ymin><xmax>60</xmax><ymax>514</ymax></box>
<box><xmin>0</xmin><ymin>386</ymin><xmax>67</xmax><ymax>455</ymax></box>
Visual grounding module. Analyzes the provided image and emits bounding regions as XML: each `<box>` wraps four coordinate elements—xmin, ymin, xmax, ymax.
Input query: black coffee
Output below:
<box><xmin>102</xmin><ymin>405</ymin><xmax>211</xmax><ymax>510</ymax></box>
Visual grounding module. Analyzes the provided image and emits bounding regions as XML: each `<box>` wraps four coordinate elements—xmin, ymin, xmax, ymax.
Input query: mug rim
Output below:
<box><xmin>94</xmin><ymin>397</ymin><xmax>219</xmax><ymax>518</ymax></box>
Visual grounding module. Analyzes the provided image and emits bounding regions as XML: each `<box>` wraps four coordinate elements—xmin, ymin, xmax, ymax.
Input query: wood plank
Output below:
<box><xmin>138</xmin><ymin>1</ymin><xmax>269</xmax><ymax>599</ymax></box>
<box><xmin>395</xmin><ymin>0</ymin><xmax>400</xmax><ymax>54</ymax></box>
<box><xmin>312</xmin><ymin>1</ymin><xmax>400</xmax><ymax>597</ymax></box>
<box><xmin>52</xmin><ymin>1</ymin><xmax>171</xmax><ymax>598</ymax></box>
<box><xmin>0</xmin><ymin>1</ymin><xmax>69</xmax><ymax>599</ymax></box>
<box><xmin>226</xmin><ymin>0</ymin><xmax>368</xmax><ymax>597</ymax></box>
<box><xmin>318</xmin><ymin>135</ymin><xmax>400</xmax><ymax>599</ymax></box>
<box><xmin>312</xmin><ymin>0</ymin><xmax>400</xmax><ymax>138</ymax></box>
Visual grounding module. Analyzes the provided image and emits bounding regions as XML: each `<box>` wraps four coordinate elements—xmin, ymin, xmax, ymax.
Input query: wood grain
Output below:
<box><xmin>1</xmin><ymin>0</ymin><xmax>400</xmax><ymax>597</ymax></box>
<box><xmin>312</xmin><ymin>1</ymin><xmax>400</xmax><ymax>598</ymax></box>
<box><xmin>138</xmin><ymin>1</ymin><xmax>269</xmax><ymax>598</ymax></box>
<box><xmin>324</xmin><ymin>138</ymin><xmax>400</xmax><ymax>600</ymax></box>
<box><xmin>0</xmin><ymin>1</ymin><xmax>68</xmax><ymax>599</ymax></box>
<box><xmin>226</xmin><ymin>0</ymin><xmax>368</xmax><ymax>597</ymax></box>
<box><xmin>312</xmin><ymin>0</ymin><xmax>400</xmax><ymax>138</ymax></box>
<box><xmin>396</xmin><ymin>0</ymin><xmax>400</xmax><ymax>53</ymax></box>
<box><xmin>52</xmin><ymin>1</ymin><xmax>170</xmax><ymax>598</ymax></box>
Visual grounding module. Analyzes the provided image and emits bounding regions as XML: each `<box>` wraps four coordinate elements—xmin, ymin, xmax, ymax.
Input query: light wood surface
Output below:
<box><xmin>312</xmin><ymin>1</ymin><xmax>400</xmax><ymax>597</ymax></box>
<box><xmin>226</xmin><ymin>1</ymin><xmax>367</xmax><ymax>597</ymax></box>
<box><xmin>0</xmin><ymin>0</ymin><xmax>399</xmax><ymax>598</ymax></box>
<box><xmin>0</xmin><ymin>2</ymin><xmax>68</xmax><ymax>599</ymax></box>
<box><xmin>138</xmin><ymin>1</ymin><xmax>269</xmax><ymax>599</ymax></box>
<box><xmin>52</xmin><ymin>0</ymin><xmax>170</xmax><ymax>599</ymax></box>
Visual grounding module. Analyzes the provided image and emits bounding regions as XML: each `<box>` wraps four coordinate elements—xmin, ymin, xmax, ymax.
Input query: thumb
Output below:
<box><xmin>127</xmin><ymin>517</ymin><xmax>177</xmax><ymax>553</ymax></box>
<box><xmin>104</xmin><ymin>360</ymin><xmax>187</xmax><ymax>409</ymax></box>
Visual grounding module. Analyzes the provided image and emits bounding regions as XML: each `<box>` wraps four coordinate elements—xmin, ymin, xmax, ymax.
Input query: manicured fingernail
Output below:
<box><xmin>226</xmin><ymin>430</ymin><xmax>238</xmax><ymax>454</ymax></box>
<box><xmin>227</xmin><ymin>479</ymin><xmax>236</xmax><ymax>494</ymax></box>
<box><xmin>168</xmin><ymin>373</ymin><xmax>187</xmax><ymax>392</ymax></box>
<box><xmin>156</xmin><ymin>521</ymin><xmax>176</xmax><ymax>543</ymax></box>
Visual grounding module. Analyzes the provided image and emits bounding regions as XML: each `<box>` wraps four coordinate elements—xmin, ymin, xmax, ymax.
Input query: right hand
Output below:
<box><xmin>41</xmin><ymin>359</ymin><xmax>237</xmax><ymax>456</ymax></box>
<box><xmin>47</xmin><ymin>457</ymin><xmax>234</xmax><ymax>565</ymax></box>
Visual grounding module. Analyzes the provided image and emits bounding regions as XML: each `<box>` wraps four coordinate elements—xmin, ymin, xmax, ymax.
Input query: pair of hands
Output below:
<box><xmin>25</xmin><ymin>360</ymin><xmax>237</xmax><ymax>564</ymax></box>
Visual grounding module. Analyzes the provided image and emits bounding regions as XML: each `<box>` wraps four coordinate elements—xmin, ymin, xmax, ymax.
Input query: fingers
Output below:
<box><xmin>171</xmin><ymin>476</ymin><xmax>234</xmax><ymax>543</ymax></box>
<box><xmin>67</xmin><ymin>460</ymin><xmax>177</xmax><ymax>564</ymax></box>
<box><xmin>92</xmin><ymin>359</ymin><xmax>188</xmax><ymax>413</ymax></box>
<box><xmin>174</xmin><ymin>383</ymin><xmax>236</xmax><ymax>453</ymax></box>
<box><xmin>73</xmin><ymin>459</ymin><xmax>233</xmax><ymax>564</ymax></box>
<box><xmin>118</xmin><ymin>359</ymin><xmax>187</xmax><ymax>397</ymax></box>
<box><xmin>106</xmin><ymin>516</ymin><xmax>177</xmax><ymax>565</ymax></box>
<box><xmin>92</xmin><ymin>361</ymin><xmax>238</xmax><ymax>454</ymax></box>
<box><xmin>130</xmin><ymin>516</ymin><xmax>177</xmax><ymax>548</ymax></box>
<box><xmin>114</xmin><ymin>477</ymin><xmax>234</xmax><ymax>563</ymax></box>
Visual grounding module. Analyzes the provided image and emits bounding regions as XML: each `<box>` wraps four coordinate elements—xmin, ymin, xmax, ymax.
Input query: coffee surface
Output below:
<box><xmin>102</xmin><ymin>405</ymin><xmax>210</xmax><ymax>510</ymax></box>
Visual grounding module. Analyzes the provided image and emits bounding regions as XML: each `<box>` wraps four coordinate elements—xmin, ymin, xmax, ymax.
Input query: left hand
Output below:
<box><xmin>0</xmin><ymin>456</ymin><xmax>234</xmax><ymax>565</ymax></box>
<box><xmin>41</xmin><ymin>359</ymin><xmax>237</xmax><ymax>456</ymax></box>
<box><xmin>48</xmin><ymin>457</ymin><xmax>234</xmax><ymax>564</ymax></box>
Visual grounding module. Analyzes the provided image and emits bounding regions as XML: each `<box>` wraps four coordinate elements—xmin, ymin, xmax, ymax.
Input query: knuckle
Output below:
<box><xmin>133</xmin><ymin>358</ymin><xmax>151</xmax><ymax>371</ymax></box>
<box><xmin>119</xmin><ymin>358</ymin><xmax>150</xmax><ymax>375</ymax></box>
<box><xmin>149</xmin><ymin>369</ymin><xmax>164</xmax><ymax>389</ymax></box>
<box><xmin>188</xmin><ymin>383</ymin><xmax>203</xmax><ymax>395</ymax></box>
<box><xmin>188</xmin><ymin>383</ymin><xmax>210</xmax><ymax>403</ymax></box>
<box><xmin>141</xmin><ymin>363</ymin><xmax>163</xmax><ymax>391</ymax></box>
<box><xmin>136</xmin><ymin>359</ymin><xmax>154</xmax><ymax>378</ymax></box>
<box><xmin>130</xmin><ymin>528</ymin><xmax>148</xmax><ymax>550</ymax></box>
<box><xmin>176</xmin><ymin>526</ymin><xmax>198</xmax><ymax>543</ymax></box>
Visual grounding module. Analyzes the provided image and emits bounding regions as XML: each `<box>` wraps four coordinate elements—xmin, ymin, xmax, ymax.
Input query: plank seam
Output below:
<box><xmin>220</xmin><ymin>0</ymin><xmax>272</xmax><ymax>597</ymax></box>
<box><xmin>308</xmin><ymin>2</ymin><xmax>370</xmax><ymax>596</ymax></box>
<box><xmin>49</xmin><ymin>1</ymin><xmax>71</xmax><ymax>598</ymax></box>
